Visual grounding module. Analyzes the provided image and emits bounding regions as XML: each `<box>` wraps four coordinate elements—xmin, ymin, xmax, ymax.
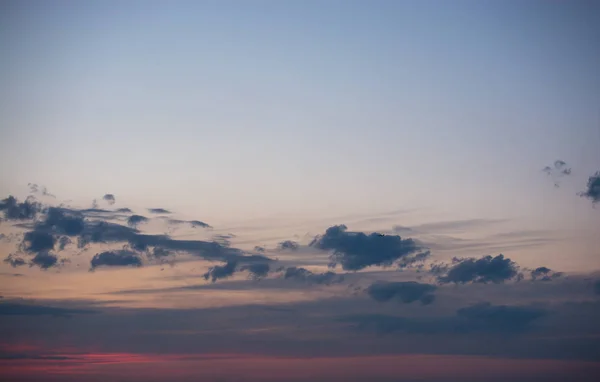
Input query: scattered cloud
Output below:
<box><xmin>283</xmin><ymin>267</ymin><xmax>344</xmax><ymax>285</ymax></box>
<box><xmin>90</xmin><ymin>250</ymin><xmax>142</xmax><ymax>270</ymax></box>
<box><xmin>166</xmin><ymin>218</ymin><xmax>212</xmax><ymax>229</ymax></box>
<box><xmin>240</xmin><ymin>263</ymin><xmax>270</xmax><ymax>280</ymax></box>
<box><xmin>203</xmin><ymin>261</ymin><xmax>237</xmax><ymax>282</ymax></box>
<box><xmin>0</xmin><ymin>196</ymin><xmax>41</xmax><ymax>221</ymax></box>
<box><xmin>579</xmin><ymin>171</ymin><xmax>600</xmax><ymax>205</ymax></box>
<box><xmin>542</xmin><ymin>159</ymin><xmax>572</xmax><ymax>187</ymax></box>
<box><xmin>0</xmin><ymin>302</ymin><xmax>93</xmax><ymax>316</ymax></box>
<box><xmin>435</xmin><ymin>254</ymin><xmax>521</xmax><ymax>284</ymax></box>
<box><xmin>366</xmin><ymin>281</ymin><xmax>436</xmax><ymax>305</ymax></box>
<box><xmin>148</xmin><ymin>208</ymin><xmax>171</xmax><ymax>214</ymax></box>
<box><xmin>530</xmin><ymin>266</ymin><xmax>563</xmax><ymax>281</ymax></box>
<box><xmin>102</xmin><ymin>194</ymin><xmax>116</xmax><ymax>205</ymax></box>
<box><xmin>278</xmin><ymin>240</ymin><xmax>299</xmax><ymax>251</ymax></box>
<box><xmin>31</xmin><ymin>252</ymin><xmax>59</xmax><ymax>269</ymax></box>
<box><xmin>310</xmin><ymin>225</ymin><xmax>423</xmax><ymax>271</ymax></box>
<box><xmin>115</xmin><ymin>208</ymin><xmax>133</xmax><ymax>213</ymax></box>
<box><xmin>27</xmin><ymin>183</ymin><xmax>55</xmax><ymax>198</ymax></box>
<box><xmin>127</xmin><ymin>215</ymin><xmax>149</xmax><ymax>228</ymax></box>
<box><xmin>3</xmin><ymin>254</ymin><xmax>26</xmax><ymax>268</ymax></box>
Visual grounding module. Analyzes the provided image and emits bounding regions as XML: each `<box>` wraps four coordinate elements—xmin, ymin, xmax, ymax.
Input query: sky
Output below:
<box><xmin>1</xmin><ymin>1</ymin><xmax>600</xmax><ymax>381</ymax></box>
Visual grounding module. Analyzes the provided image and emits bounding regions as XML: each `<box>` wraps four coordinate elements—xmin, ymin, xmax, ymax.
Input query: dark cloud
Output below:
<box><xmin>579</xmin><ymin>171</ymin><xmax>600</xmax><ymax>205</ymax></box>
<box><xmin>90</xmin><ymin>250</ymin><xmax>142</xmax><ymax>270</ymax></box>
<box><xmin>254</xmin><ymin>246</ymin><xmax>266</xmax><ymax>253</ymax></box>
<box><xmin>436</xmin><ymin>254</ymin><xmax>521</xmax><ymax>284</ymax></box>
<box><xmin>42</xmin><ymin>207</ymin><xmax>85</xmax><ymax>236</ymax></box>
<box><xmin>21</xmin><ymin>231</ymin><xmax>55</xmax><ymax>253</ymax></box>
<box><xmin>127</xmin><ymin>215</ymin><xmax>149</xmax><ymax>228</ymax></box>
<box><xmin>283</xmin><ymin>267</ymin><xmax>344</xmax><ymax>285</ymax></box>
<box><xmin>3</xmin><ymin>254</ymin><xmax>26</xmax><ymax>268</ymax></box>
<box><xmin>203</xmin><ymin>261</ymin><xmax>237</xmax><ymax>282</ymax></box>
<box><xmin>0</xmin><ymin>196</ymin><xmax>42</xmax><ymax>220</ymax></box>
<box><xmin>397</xmin><ymin>250</ymin><xmax>431</xmax><ymax>269</ymax></box>
<box><xmin>278</xmin><ymin>240</ymin><xmax>299</xmax><ymax>251</ymax></box>
<box><xmin>102</xmin><ymin>194</ymin><xmax>116</xmax><ymax>205</ymax></box>
<box><xmin>58</xmin><ymin>236</ymin><xmax>71</xmax><ymax>251</ymax></box>
<box><xmin>531</xmin><ymin>266</ymin><xmax>563</xmax><ymax>281</ymax></box>
<box><xmin>167</xmin><ymin>219</ymin><xmax>212</xmax><ymax>229</ymax></box>
<box><xmin>148</xmin><ymin>208</ymin><xmax>171</xmax><ymax>214</ymax></box>
<box><xmin>366</xmin><ymin>281</ymin><xmax>436</xmax><ymax>305</ymax></box>
<box><xmin>115</xmin><ymin>208</ymin><xmax>133</xmax><ymax>213</ymax></box>
<box><xmin>310</xmin><ymin>225</ymin><xmax>422</xmax><ymax>271</ymax></box>
<box><xmin>0</xmin><ymin>302</ymin><xmax>93</xmax><ymax>316</ymax></box>
<box><xmin>240</xmin><ymin>263</ymin><xmax>270</xmax><ymax>280</ymax></box>
<box><xmin>150</xmin><ymin>247</ymin><xmax>171</xmax><ymax>258</ymax></box>
<box><xmin>31</xmin><ymin>252</ymin><xmax>59</xmax><ymax>269</ymax></box>
<box><xmin>457</xmin><ymin>302</ymin><xmax>547</xmax><ymax>331</ymax></box>
<box><xmin>594</xmin><ymin>280</ymin><xmax>600</xmax><ymax>295</ymax></box>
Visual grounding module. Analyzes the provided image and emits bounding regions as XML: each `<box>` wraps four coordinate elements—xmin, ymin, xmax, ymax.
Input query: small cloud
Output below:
<box><xmin>115</xmin><ymin>208</ymin><xmax>133</xmax><ymax>213</ymax></box>
<box><xmin>278</xmin><ymin>240</ymin><xmax>299</xmax><ymax>251</ymax></box>
<box><xmin>21</xmin><ymin>231</ymin><xmax>55</xmax><ymax>253</ymax></box>
<box><xmin>127</xmin><ymin>215</ymin><xmax>149</xmax><ymax>228</ymax></box>
<box><xmin>203</xmin><ymin>261</ymin><xmax>237</xmax><ymax>282</ymax></box>
<box><xmin>30</xmin><ymin>252</ymin><xmax>58</xmax><ymax>269</ymax></box>
<box><xmin>542</xmin><ymin>159</ymin><xmax>572</xmax><ymax>187</ymax></box>
<box><xmin>0</xmin><ymin>196</ymin><xmax>42</xmax><ymax>221</ymax></box>
<box><xmin>102</xmin><ymin>194</ymin><xmax>116</xmax><ymax>205</ymax></box>
<box><xmin>28</xmin><ymin>183</ymin><xmax>55</xmax><ymax>198</ymax></box>
<box><xmin>366</xmin><ymin>281</ymin><xmax>436</xmax><ymax>305</ymax></box>
<box><xmin>310</xmin><ymin>225</ymin><xmax>423</xmax><ymax>271</ymax></box>
<box><xmin>254</xmin><ymin>246</ymin><xmax>266</xmax><ymax>253</ymax></box>
<box><xmin>283</xmin><ymin>267</ymin><xmax>344</xmax><ymax>285</ymax></box>
<box><xmin>167</xmin><ymin>219</ymin><xmax>212</xmax><ymax>229</ymax></box>
<box><xmin>579</xmin><ymin>171</ymin><xmax>600</xmax><ymax>205</ymax></box>
<box><xmin>0</xmin><ymin>302</ymin><xmax>93</xmax><ymax>316</ymax></box>
<box><xmin>435</xmin><ymin>254</ymin><xmax>521</xmax><ymax>284</ymax></box>
<box><xmin>148</xmin><ymin>208</ymin><xmax>171</xmax><ymax>214</ymax></box>
<box><xmin>457</xmin><ymin>302</ymin><xmax>547</xmax><ymax>331</ymax></box>
<box><xmin>3</xmin><ymin>254</ymin><xmax>26</xmax><ymax>268</ymax></box>
<box><xmin>150</xmin><ymin>247</ymin><xmax>171</xmax><ymax>258</ymax></box>
<box><xmin>240</xmin><ymin>263</ymin><xmax>270</xmax><ymax>280</ymax></box>
<box><xmin>58</xmin><ymin>236</ymin><xmax>72</xmax><ymax>251</ymax></box>
<box><xmin>530</xmin><ymin>266</ymin><xmax>563</xmax><ymax>281</ymax></box>
<box><xmin>90</xmin><ymin>250</ymin><xmax>142</xmax><ymax>270</ymax></box>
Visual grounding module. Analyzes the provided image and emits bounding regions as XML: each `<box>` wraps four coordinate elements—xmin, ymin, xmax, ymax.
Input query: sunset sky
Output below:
<box><xmin>1</xmin><ymin>1</ymin><xmax>600</xmax><ymax>381</ymax></box>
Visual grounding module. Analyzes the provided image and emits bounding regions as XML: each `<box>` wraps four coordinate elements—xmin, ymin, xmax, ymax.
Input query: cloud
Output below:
<box><xmin>127</xmin><ymin>215</ymin><xmax>149</xmax><ymax>228</ymax></box>
<box><xmin>203</xmin><ymin>261</ymin><xmax>237</xmax><ymax>282</ymax></box>
<box><xmin>28</xmin><ymin>183</ymin><xmax>55</xmax><ymax>198</ymax></box>
<box><xmin>278</xmin><ymin>240</ymin><xmax>299</xmax><ymax>251</ymax></box>
<box><xmin>102</xmin><ymin>194</ymin><xmax>116</xmax><ymax>205</ymax></box>
<box><xmin>167</xmin><ymin>219</ymin><xmax>212</xmax><ymax>229</ymax></box>
<box><xmin>530</xmin><ymin>267</ymin><xmax>563</xmax><ymax>281</ymax></box>
<box><xmin>283</xmin><ymin>267</ymin><xmax>344</xmax><ymax>285</ymax></box>
<box><xmin>542</xmin><ymin>159</ymin><xmax>572</xmax><ymax>187</ymax></box>
<box><xmin>0</xmin><ymin>196</ymin><xmax>42</xmax><ymax>221</ymax></box>
<box><xmin>148</xmin><ymin>208</ymin><xmax>171</xmax><ymax>214</ymax></box>
<box><xmin>456</xmin><ymin>302</ymin><xmax>547</xmax><ymax>331</ymax></box>
<box><xmin>58</xmin><ymin>236</ymin><xmax>71</xmax><ymax>251</ymax></box>
<box><xmin>594</xmin><ymin>280</ymin><xmax>600</xmax><ymax>295</ymax></box>
<box><xmin>240</xmin><ymin>263</ymin><xmax>270</xmax><ymax>280</ymax></box>
<box><xmin>90</xmin><ymin>250</ymin><xmax>142</xmax><ymax>270</ymax></box>
<box><xmin>579</xmin><ymin>171</ymin><xmax>600</xmax><ymax>205</ymax></box>
<box><xmin>149</xmin><ymin>247</ymin><xmax>172</xmax><ymax>258</ymax></box>
<box><xmin>42</xmin><ymin>207</ymin><xmax>86</xmax><ymax>236</ymax></box>
<box><xmin>21</xmin><ymin>231</ymin><xmax>55</xmax><ymax>253</ymax></box>
<box><xmin>3</xmin><ymin>254</ymin><xmax>26</xmax><ymax>268</ymax></box>
<box><xmin>254</xmin><ymin>246</ymin><xmax>265</xmax><ymax>253</ymax></box>
<box><xmin>435</xmin><ymin>254</ymin><xmax>521</xmax><ymax>284</ymax></box>
<box><xmin>31</xmin><ymin>252</ymin><xmax>59</xmax><ymax>269</ymax></box>
<box><xmin>310</xmin><ymin>225</ymin><xmax>423</xmax><ymax>271</ymax></box>
<box><xmin>115</xmin><ymin>208</ymin><xmax>133</xmax><ymax>213</ymax></box>
<box><xmin>366</xmin><ymin>281</ymin><xmax>436</xmax><ymax>305</ymax></box>
<box><xmin>0</xmin><ymin>302</ymin><xmax>93</xmax><ymax>316</ymax></box>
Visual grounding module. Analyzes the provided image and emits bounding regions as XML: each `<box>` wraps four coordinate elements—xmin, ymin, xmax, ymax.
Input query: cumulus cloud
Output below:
<box><xmin>530</xmin><ymin>266</ymin><xmax>563</xmax><ymax>281</ymax></box>
<box><xmin>203</xmin><ymin>261</ymin><xmax>237</xmax><ymax>282</ymax></box>
<box><xmin>102</xmin><ymin>194</ymin><xmax>116</xmax><ymax>205</ymax></box>
<box><xmin>3</xmin><ymin>254</ymin><xmax>26</xmax><ymax>268</ymax></box>
<box><xmin>435</xmin><ymin>254</ymin><xmax>521</xmax><ymax>284</ymax></box>
<box><xmin>31</xmin><ymin>252</ymin><xmax>59</xmax><ymax>269</ymax></box>
<box><xmin>148</xmin><ymin>208</ymin><xmax>171</xmax><ymax>214</ymax></box>
<box><xmin>58</xmin><ymin>236</ymin><xmax>71</xmax><ymax>251</ymax></box>
<box><xmin>283</xmin><ymin>267</ymin><xmax>344</xmax><ymax>285</ymax></box>
<box><xmin>240</xmin><ymin>263</ymin><xmax>270</xmax><ymax>280</ymax></box>
<box><xmin>310</xmin><ymin>225</ymin><xmax>423</xmax><ymax>271</ymax></box>
<box><xmin>366</xmin><ymin>281</ymin><xmax>436</xmax><ymax>305</ymax></box>
<box><xmin>579</xmin><ymin>171</ymin><xmax>600</xmax><ymax>205</ymax></box>
<box><xmin>90</xmin><ymin>250</ymin><xmax>142</xmax><ymax>270</ymax></box>
<box><xmin>0</xmin><ymin>196</ymin><xmax>42</xmax><ymax>221</ymax></box>
<box><xmin>21</xmin><ymin>231</ymin><xmax>55</xmax><ymax>253</ymax></box>
<box><xmin>278</xmin><ymin>240</ymin><xmax>299</xmax><ymax>251</ymax></box>
<box><xmin>42</xmin><ymin>207</ymin><xmax>85</xmax><ymax>236</ymax></box>
<box><xmin>127</xmin><ymin>215</ymin><xmax>149</xmax><ymax>228</ymax></box>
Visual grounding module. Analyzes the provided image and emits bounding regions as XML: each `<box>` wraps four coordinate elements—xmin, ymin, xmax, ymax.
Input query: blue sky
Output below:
<box><xmin>1</xmin><ymin>2</ymin><xmax>600</xmax><ymax>381</ymax></box>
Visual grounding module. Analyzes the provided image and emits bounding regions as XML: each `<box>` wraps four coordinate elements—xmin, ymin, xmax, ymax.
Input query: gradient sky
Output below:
<box><xmin>1</xmin><ymin>1</ymin><xmax>600</xmax><ymax>381</ymax></box>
